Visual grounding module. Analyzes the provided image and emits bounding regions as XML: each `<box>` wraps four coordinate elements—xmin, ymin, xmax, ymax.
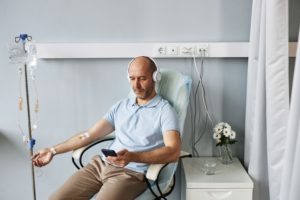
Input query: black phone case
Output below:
<box><xmin>101</xmin><ymin>149</ymin><xmax>117</xmax><ymax>157</ymax></box>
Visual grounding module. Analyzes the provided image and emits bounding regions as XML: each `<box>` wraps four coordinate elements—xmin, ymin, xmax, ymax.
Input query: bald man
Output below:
<box><xmin>32</xmin><ymin>56</ymin><xmax>181</xmax><ymax>200</ymax></box>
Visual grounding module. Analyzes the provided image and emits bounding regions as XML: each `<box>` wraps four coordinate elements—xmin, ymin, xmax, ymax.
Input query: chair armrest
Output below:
<box><xmin>73</xmin><ymin>146</ymin><xmax>89</xmax><ymax>160</ymax></box>
<box><xmin>146</xmin><ymin>151</ymin><xmax>191</xmax><ymax>181</ymax></box>
<box><xmin>180</xmin><ymin>150</ymin><xmax>192</xmax><ymax>158</ymax></box>
<box><xmin>146</xmin><ymin>164</ymin><xmax>165</xmax><ymax>181</ymax></box>
<box><xmin>72</xmin><ymin>133</ymin><xmax>115</xmax><ymax>160</ymax></box>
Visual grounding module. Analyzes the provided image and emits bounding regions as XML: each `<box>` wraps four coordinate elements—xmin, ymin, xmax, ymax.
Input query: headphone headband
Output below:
<box><xmin>127</xmin><ymin>56</ymin><xmax>161</xmax><ymax>82</ymax></box>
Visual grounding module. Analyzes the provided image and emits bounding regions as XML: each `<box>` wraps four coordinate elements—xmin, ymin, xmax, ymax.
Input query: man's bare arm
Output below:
<box><xmin>32</xmin><ymin>118</ymin><xmax>114</xmax><ymax>167</ymax></box>
<box><xmin>52</xmin><ymin>118</ymin><xmax>114</xmax><ymax>155</ymax></box>
<box><xmin>107</xmin><ymin>130</ymin><xmax>181</xmax><ymax>167</ymax></box>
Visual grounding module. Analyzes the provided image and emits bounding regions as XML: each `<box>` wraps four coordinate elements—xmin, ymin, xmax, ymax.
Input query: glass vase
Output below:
<box><xmin>219</xmin><ymin>144</ymin><xmax>233</xmax><ymax>164</ymax></box>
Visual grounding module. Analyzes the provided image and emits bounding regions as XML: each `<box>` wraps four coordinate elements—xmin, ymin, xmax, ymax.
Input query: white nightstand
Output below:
<box><xmin>181</xmin><ymin>157</ymin><xmax>253</xmax><ymax>200</ymax></box>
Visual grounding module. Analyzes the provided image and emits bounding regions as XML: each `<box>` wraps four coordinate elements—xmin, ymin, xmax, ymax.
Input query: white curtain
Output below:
<box><xmin>244</xmin><ymin>0</ymin><xmax>289</xmax><ymax>200</ymax></box>
<box><xmin>279</xmin><ymin>29</ymin><xmax>300</xmax><ymax>200</ymax></box>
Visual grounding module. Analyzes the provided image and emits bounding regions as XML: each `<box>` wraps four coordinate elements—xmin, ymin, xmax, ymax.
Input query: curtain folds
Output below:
<box><xmin>244</xmin><ymin>0</ymin><xmax>289</xmax><ymax>200</ymax></box>
<box><xmin>279</xmin><ymin>29</ymin><xmax>300</xmax><ymax>200</ymax></box>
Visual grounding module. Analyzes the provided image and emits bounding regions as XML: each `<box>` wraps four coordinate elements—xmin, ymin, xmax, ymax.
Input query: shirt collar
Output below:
<box><xmin>130</xmin><ymin>94</ymin><xmax>162</xmax><ymax>108</ymax></box>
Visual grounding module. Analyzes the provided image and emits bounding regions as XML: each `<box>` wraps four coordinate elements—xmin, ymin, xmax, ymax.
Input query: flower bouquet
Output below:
<box><xmin>213</xmin><ymin>122</ymin><xmax>237</xmax><ymax>164</ymax></box>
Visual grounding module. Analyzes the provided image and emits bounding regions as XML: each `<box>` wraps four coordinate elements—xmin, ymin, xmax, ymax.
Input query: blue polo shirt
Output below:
<box><xmin>103</xmin><ymin>94</ymin><xmax>180</xmax><ymax>173</ymax></box>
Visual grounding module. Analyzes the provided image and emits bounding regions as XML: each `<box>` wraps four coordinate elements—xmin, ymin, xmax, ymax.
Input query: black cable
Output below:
<box><xmin>145</xmin><ymin>177</ymin><xmax>159</xmax><ymax>199</ymax></box>
<box><xmin>155</xmin><ymin>163</ymin><xmax>169</xmax><ymax>199</ymax></box>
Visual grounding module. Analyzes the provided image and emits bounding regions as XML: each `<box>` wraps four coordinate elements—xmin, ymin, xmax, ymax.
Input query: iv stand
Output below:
<box><xmin>17</xmin><ymin>34</ymin><xmax>37</xmax><ymax>200</ymax></box>
<box><xmin>25</xmin><ymin>62</ymin><xmax>37</xmax><ymax>200</ymax></box>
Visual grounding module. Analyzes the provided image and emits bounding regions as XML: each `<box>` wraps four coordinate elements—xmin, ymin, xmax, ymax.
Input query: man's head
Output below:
<box><xmin>128</xmin><ymin>56</ymin><xmax>158</xmax><ymax>103</ymax></box>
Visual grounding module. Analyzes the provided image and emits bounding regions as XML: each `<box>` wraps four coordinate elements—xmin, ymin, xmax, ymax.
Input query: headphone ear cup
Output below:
<box><xmin>127</xmin><ymin>74</ymin><xmax>130</xmax><ymax>82</ymax></box>
<box><xmin>153</xmin><ymin>70</ymin><xmax>161</xmax><ymax>82</ymax></box>
<box><xmin>152</xmin><ymin>71</ymin><xmax>157</xmax><ymax>82</ymax></box>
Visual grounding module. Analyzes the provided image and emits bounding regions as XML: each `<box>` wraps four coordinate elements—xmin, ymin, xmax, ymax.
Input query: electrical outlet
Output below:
<box><xmin>167</xmin><ymin>46</ymin><xmax>179</xmax><ymax>55</ymax></box>
<box><xmin>196</xmin><ymin>44</ymin><xmax>209</xmax><ymax>57</ymax></box>
<box><xmin>157</xmin><ymin>46</ymin><xmax>166</xmax><ymax>55</ymax></box>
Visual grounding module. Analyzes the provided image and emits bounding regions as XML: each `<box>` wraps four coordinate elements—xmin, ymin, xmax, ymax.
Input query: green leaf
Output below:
<box><xmin>228</xmin><ymin>140</ymin><xmax>238</xmax><ymax>144</ymax></box>
<box><xmin>216</xmin><ymin>142</ymin><xmax>222</xmax><ymax>146</ymax></box>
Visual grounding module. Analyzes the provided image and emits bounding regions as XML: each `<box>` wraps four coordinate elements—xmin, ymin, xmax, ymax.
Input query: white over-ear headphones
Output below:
<box><xmin>127</xmin><ymin>56</ymin><xmax>161</xmax><ymax>82</ymax></box>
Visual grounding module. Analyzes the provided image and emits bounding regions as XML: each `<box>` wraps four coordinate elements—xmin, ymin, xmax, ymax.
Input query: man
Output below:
<box><xmin>32</xmin><ymin>56</ymin><xmax>181</xmax><ymax>200</ymax></box>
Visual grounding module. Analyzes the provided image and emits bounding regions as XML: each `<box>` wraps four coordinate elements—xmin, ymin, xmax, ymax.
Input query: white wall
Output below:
<box><xmin>0</xmin><ymin>0</ymin><xmax>298</xmax><ymax>199</ymax></box>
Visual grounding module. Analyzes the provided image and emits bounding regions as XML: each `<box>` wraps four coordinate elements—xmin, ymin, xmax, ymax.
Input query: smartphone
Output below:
<box><xmin>101</xmin><ymin>149</ymin><xmax>117</xmax><ymax>157</ymax></box>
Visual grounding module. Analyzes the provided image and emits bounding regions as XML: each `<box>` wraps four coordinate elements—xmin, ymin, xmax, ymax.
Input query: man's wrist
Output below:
<box><xmin>129</xmin><ymin>151</ymin><xmax>139</xmax><ymax>163</ymax></box>
<box><xmin>50</xmin><ymin>147</ymin><xmax>57</xmax><ymax>156</ymax></box>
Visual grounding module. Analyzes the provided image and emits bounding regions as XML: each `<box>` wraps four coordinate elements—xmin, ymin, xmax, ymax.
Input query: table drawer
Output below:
<box><xmin>186</xmin><ymin>189</ymin><xmax>252</xmax><ymax>200</ymax></box>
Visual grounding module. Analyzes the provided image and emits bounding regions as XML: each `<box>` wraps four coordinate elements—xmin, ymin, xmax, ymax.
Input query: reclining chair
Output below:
<box><xmin>72</xmin><ymin>69</ymin><xmax>192</xmax><ymax>199</ymax></box>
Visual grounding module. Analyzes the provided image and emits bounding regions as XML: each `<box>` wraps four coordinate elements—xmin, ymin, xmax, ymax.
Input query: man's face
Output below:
<box><xmin>128</xmin><ymin>58</ymin><xmax>155</xmax><ymax>100</ymax></box>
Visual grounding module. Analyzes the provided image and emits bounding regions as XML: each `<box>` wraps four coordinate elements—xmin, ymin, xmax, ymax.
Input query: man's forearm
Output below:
<box><xmin>52</xmin><ymin>119</ymin><xmax>114</xmax><ymax>155</ymax></box>
<box><xmin>130</xmin><ymin>146</ymin><xmax>180</xmax><ymax>164</ymax></box>
<box><xmin>51</xmin><ymin>132</ymin><xmax>95</xmax><ymax>155</ymax></box>
<box><xmin>129</xmin><ymin>131</ymin><xmax>181</xmax><ymax>164</ymax></box>
<box><xmin>106</xmin><ymin>131</ymin><xmax>181</xmax><ymax>167</ymax></box>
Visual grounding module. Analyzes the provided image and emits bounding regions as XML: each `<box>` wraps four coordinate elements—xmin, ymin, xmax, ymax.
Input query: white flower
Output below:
<box><xmin>213</xmin><ymin>133</ymin><xmax>221</xmax><ymax>140</ymax></box>
<box><xmin>224</xmin><ymin>123</ymin><xmax>231</xmax><ymax>129</ymax></box>
<box><xmin>223</xmin><ymin>128</ymin><xmax>231</xmax><ymax>137</ymax></box>
<box><xmin>214</xmin><ymin>126</ymin><xmax>222</xmax><ymax>134</ymax></box>
<box><xmin>230</xmin><ymin>131</ymin><xmax>236</xmax><ymax>139</ymax></box>
<box><xmin>213</xmin><ymin>122</ymin><xmax>237</xmax><ymax>146</ymax></box>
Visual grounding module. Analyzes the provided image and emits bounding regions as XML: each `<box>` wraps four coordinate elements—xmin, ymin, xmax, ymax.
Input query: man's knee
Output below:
<box><xmin>48</xmin><ymin>191</ymin><xmax>63</xmax><ymax>200</ymax></box>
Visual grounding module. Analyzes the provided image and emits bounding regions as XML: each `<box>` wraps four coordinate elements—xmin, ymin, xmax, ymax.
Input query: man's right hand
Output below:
<box><xmin>32</xmin><ymin>148</ymin><xmax>54</xmax><ymax>167</ymax></box>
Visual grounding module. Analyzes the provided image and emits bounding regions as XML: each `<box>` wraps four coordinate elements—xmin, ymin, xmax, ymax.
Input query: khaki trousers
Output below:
<box><xmin>49</xmin><ymin>156</ymin><xmax>147</xmax><ymax>200</ymax></box>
